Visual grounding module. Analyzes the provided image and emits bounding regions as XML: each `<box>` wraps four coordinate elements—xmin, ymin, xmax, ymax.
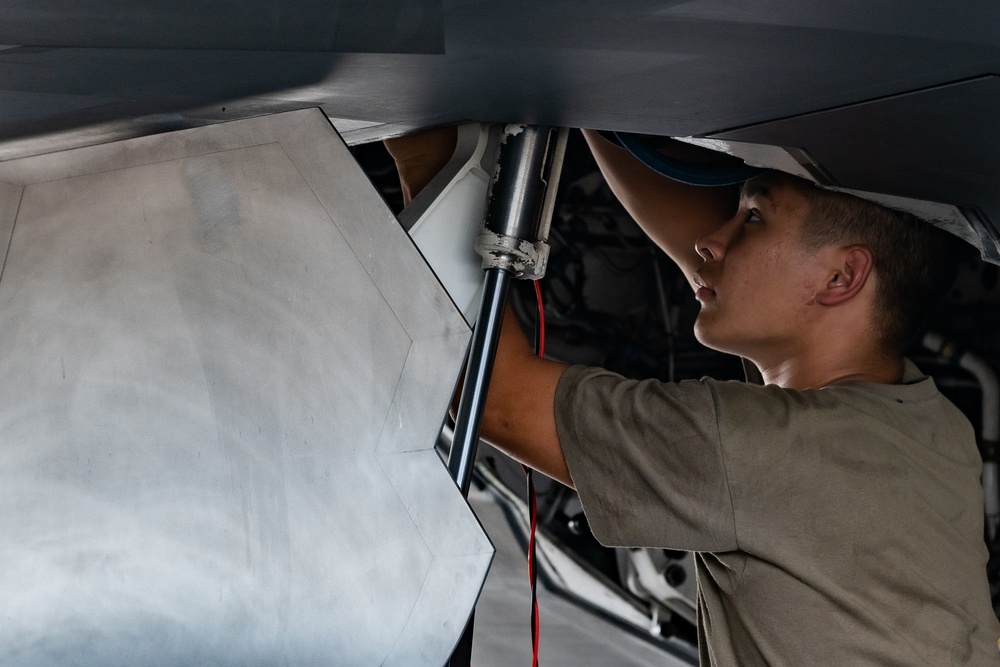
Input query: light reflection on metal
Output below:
<box><xmin>449</xmin><ymin>268</ymin><xmax>511</xmax><ymax>497</ymax></box>
<box><xmin>449</xmin><ymin>125</ymin><xmax>565</xmax><ymax>498</ymax></box>
<box><xmin>0</xmin><ymin>109</ymin><xmax>491</xmax><ymax>666</ymax></box>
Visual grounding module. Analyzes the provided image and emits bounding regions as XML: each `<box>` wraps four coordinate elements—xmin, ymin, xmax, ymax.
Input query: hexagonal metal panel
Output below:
<box><xmin>0</xmin><ymin>109</ymin><xmax>491</xmax><ymax>666</ymax></box>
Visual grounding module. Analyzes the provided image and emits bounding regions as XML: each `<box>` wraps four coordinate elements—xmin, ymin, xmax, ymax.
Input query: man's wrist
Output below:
<box><xmin>384</xmin><ymin>126</ymin><xmax>458</xmax><ymax>204</ymax></box>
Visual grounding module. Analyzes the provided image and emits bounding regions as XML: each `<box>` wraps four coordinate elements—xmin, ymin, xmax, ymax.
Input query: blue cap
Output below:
<box><xmin>603</xmin><ymin>130</ymin><xmax>766</xmax><ymax>187</ymax></box>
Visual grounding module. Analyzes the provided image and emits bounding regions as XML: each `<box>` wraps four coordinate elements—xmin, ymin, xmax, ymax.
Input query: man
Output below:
<box><xmin>387</xmin><ymin>128</ymin><xmax>1000</xmax><ymax>664</ymax></box>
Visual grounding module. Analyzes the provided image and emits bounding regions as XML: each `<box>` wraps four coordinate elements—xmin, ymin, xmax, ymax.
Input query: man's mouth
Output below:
<box><xmin>693</xmin><ymin>275</ymin><xmax>716</xmax><ymax>301</ymax></box>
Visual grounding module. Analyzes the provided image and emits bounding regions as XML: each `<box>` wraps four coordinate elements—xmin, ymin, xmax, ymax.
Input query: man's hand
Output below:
<box><xmin>384</xmin><ymin>126</ymin><xmax>458</xmax><ymax>205</ymax></box>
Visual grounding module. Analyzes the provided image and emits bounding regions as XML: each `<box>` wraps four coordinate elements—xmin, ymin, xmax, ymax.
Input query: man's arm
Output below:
<box><xmin>581</xmin><ymin>130</ymin><xmax>738</xmax><ymax>287</ymax></box>
<box><xmin>479</xmin><ymin>305</ymin><xmax>573</xmax><ymax>486</ymax></box>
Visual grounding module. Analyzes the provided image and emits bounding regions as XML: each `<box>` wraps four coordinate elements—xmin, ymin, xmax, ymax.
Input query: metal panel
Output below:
<box><xmin>4</xmin><ymin>1</ymin><xmax>1000</xmax><ymax>246</ymax></box>
<box><xmin>0</xmin><ymin>109</ymin><xmax>491</xmax><ymax>666</ymax></box>
<box><xmin>3</xmin><ymin>1</ymin><xmax>1000</xmax><ymax>156</ymax></box>
<box><xmin>1</xmin><ymin>0</ymin><xmax>444</xmax><ymax>52</ymax></box>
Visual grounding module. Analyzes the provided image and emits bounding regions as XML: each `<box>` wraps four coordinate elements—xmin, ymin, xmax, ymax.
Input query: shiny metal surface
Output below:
<box><xmin>450</xmin><ymin>125</ymin><xmax>560</xmax><ymax>496</ymax></box>
<box><xmin>449</xmin><ymin>269</ymin><xmax>511</xmax><ymax>496</ymax></box>
<box><xmin>0</xmin><ymin>109</ymin><xmax>492</xmax><ymax>666</ymax></box>
<box><xmin>536</xmin><ymin>128</ymin><xmax>570</xmax><ymax>246</ymax></box>
<box><xmin>484</xmin><ymin>126</ymin><xmax>555</xmax><ymax>240</ymax></box>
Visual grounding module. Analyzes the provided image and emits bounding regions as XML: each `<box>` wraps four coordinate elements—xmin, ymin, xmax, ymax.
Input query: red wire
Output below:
<box><xmin>533</xmin><ymin>280</ymin><xmax>545</xmax><ymax>359</ymax></box>
<box><xmin>528</xmin><ymin>475</ymin><xmax>539</xmax><ymax>667</ymax></box>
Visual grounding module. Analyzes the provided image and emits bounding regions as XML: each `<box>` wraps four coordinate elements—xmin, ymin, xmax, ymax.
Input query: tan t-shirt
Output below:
<box><xmin>555</xmin><ymin>361</ymin><xmax>1000</xmax><ymax>665</ymax></box>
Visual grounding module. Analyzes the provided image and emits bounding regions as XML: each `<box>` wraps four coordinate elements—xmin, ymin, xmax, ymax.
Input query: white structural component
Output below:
<box><xmin>399</xmin><ymin>123</ymin><xmax>500</xmax><ymax>324</ymax></box>
<box><xmin>0</xmin><ymin>109</ymin><xmax>492</xmax><ymax>666</ymax></box>
<box><xmin>618</xmin><ymin>549</ymin><xmax>697</xmax><ymax>627</ymax></box>
<box><xmin>923</xmin><ymin>332</ymin><xmax>1000</xmax><ymax>541</ymax></box>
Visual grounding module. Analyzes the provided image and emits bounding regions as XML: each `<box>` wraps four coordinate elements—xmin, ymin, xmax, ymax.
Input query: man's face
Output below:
<box><xmin>691</xmin><ymin>173</ymin><xmax>829</xmax><ymax>361</ymax></box>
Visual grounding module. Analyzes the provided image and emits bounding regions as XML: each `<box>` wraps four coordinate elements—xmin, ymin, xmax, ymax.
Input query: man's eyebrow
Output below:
<box><xmin>741</xmin><ymin>180</ymin><xmax>772</xmax><ymax>204</ymax></box>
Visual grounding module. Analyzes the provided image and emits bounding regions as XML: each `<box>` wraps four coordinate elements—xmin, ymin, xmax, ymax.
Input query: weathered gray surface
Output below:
<box><xmin>0</xmin><ymin>109</ymin><xmax>490</xmax><ymax>666</ymax></box>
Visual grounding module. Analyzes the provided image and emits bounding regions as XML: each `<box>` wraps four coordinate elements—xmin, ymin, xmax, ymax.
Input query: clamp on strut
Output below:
<box><xmin>475</xmin><ymin>229</ymin><xmax>550</xmax><ymax>279</ymax></box>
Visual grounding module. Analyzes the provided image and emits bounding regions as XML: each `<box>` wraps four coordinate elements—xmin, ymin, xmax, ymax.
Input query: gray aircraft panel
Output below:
<box><xmin>2</xmin><ymin>2</ymin><xmax>1000</xmax><ymax>148</ymax></box>
<box><xmin>0</xmin><ymin>109</ymin><xmax>490</xmax><ymax>666</ymax></box>
<box><xmin>3</xmin><ymin>1</ymin><xmax>1000</xmax><ymax>241</ymax></box>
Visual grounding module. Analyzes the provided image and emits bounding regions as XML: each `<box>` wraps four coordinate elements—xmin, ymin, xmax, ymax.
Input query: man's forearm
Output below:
<box><xmin>479</xmin><ymin>305</ymin><xmax>573</xmax><ymax>486</ymax></box>
<box><xmin>582</xmin><ymin>129</ymin><xmax>738</xmax><ymax>286</ymax></box>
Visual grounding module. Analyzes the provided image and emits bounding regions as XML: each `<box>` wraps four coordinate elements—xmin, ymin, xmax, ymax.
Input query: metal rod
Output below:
<box><xmin>448</xmin><ymin>124</ymin><xmax>557</xmax><ymax>496</ymax></box>
<box><xmin>484</xmin><ymin>125</ymin><xmax>555</xmax><ymax>239</ymax></box>
<box><xmin>448</xmin><ymin>267</ymin><xmax>511</xmax><ymax>496</ymax></box>
<box><xmin>536</xmin><ymin>127</ymin><xmax>570</xmax><ymax>244</ymax></box>
<box><xmin>447</xmin><ymin>124</ymin><xmax>561</xmax><ymax>667</ymax></box>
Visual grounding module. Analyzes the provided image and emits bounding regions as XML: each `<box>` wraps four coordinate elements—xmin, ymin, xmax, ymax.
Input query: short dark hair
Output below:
<box><xmin>797</xmin><ymin>184</ymin><xmax>967</xmax><ymax>354</ymax></box>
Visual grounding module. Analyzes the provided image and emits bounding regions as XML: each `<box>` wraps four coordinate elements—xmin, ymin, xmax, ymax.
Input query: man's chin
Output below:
<box><xmin>693</xmin><ymin>320</ymin><xmax>741</xmax><ymax>357</ymax></box>
<box><xmin>693</xmin><ymin>320</ymin><xmax>721</xmax><ymax>351</ymax></box>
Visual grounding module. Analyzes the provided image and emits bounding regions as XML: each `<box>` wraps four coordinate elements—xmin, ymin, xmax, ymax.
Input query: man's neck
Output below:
<box><xmin>754</xmin><ymin>353</ymin><xmax>905</xmax><ymax>390</ymax></box>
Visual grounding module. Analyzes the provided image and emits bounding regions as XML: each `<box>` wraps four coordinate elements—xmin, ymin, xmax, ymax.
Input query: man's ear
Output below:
<box><xmin>814</xmin><ymin>244</ymin><xmax>874</xmax><ymax>307</ymax></box>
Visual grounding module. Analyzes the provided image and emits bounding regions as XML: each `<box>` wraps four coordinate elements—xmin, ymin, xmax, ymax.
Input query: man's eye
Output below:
<box><xmin>745</xmin><ymin>209</ymin><xmax>762</xmax><ymax>223</ymax></box>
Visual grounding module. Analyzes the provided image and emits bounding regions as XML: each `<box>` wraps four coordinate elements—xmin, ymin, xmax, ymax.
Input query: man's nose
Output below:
<box><xmin>696</xmin><ymin>216</ymin><xmax>740</xmax><ymax>262</ymax></box>
<box><xmin>696</xmin><ymin>226</ymin><xmax>727</xmax><ymax>262</ymax></box>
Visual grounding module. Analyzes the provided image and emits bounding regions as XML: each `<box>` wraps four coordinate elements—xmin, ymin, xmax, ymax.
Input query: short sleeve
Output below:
<box><xmin>554</xmin><ymin>366</ymin><xmax>739</xmax><ymax>552</ymax></box>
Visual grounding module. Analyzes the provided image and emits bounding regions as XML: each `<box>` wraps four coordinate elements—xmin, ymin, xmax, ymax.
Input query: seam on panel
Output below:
<box><xmin>0</xmin><ymin>185</ymin><xmax>24</xmax><ymax>285</ymax></box>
